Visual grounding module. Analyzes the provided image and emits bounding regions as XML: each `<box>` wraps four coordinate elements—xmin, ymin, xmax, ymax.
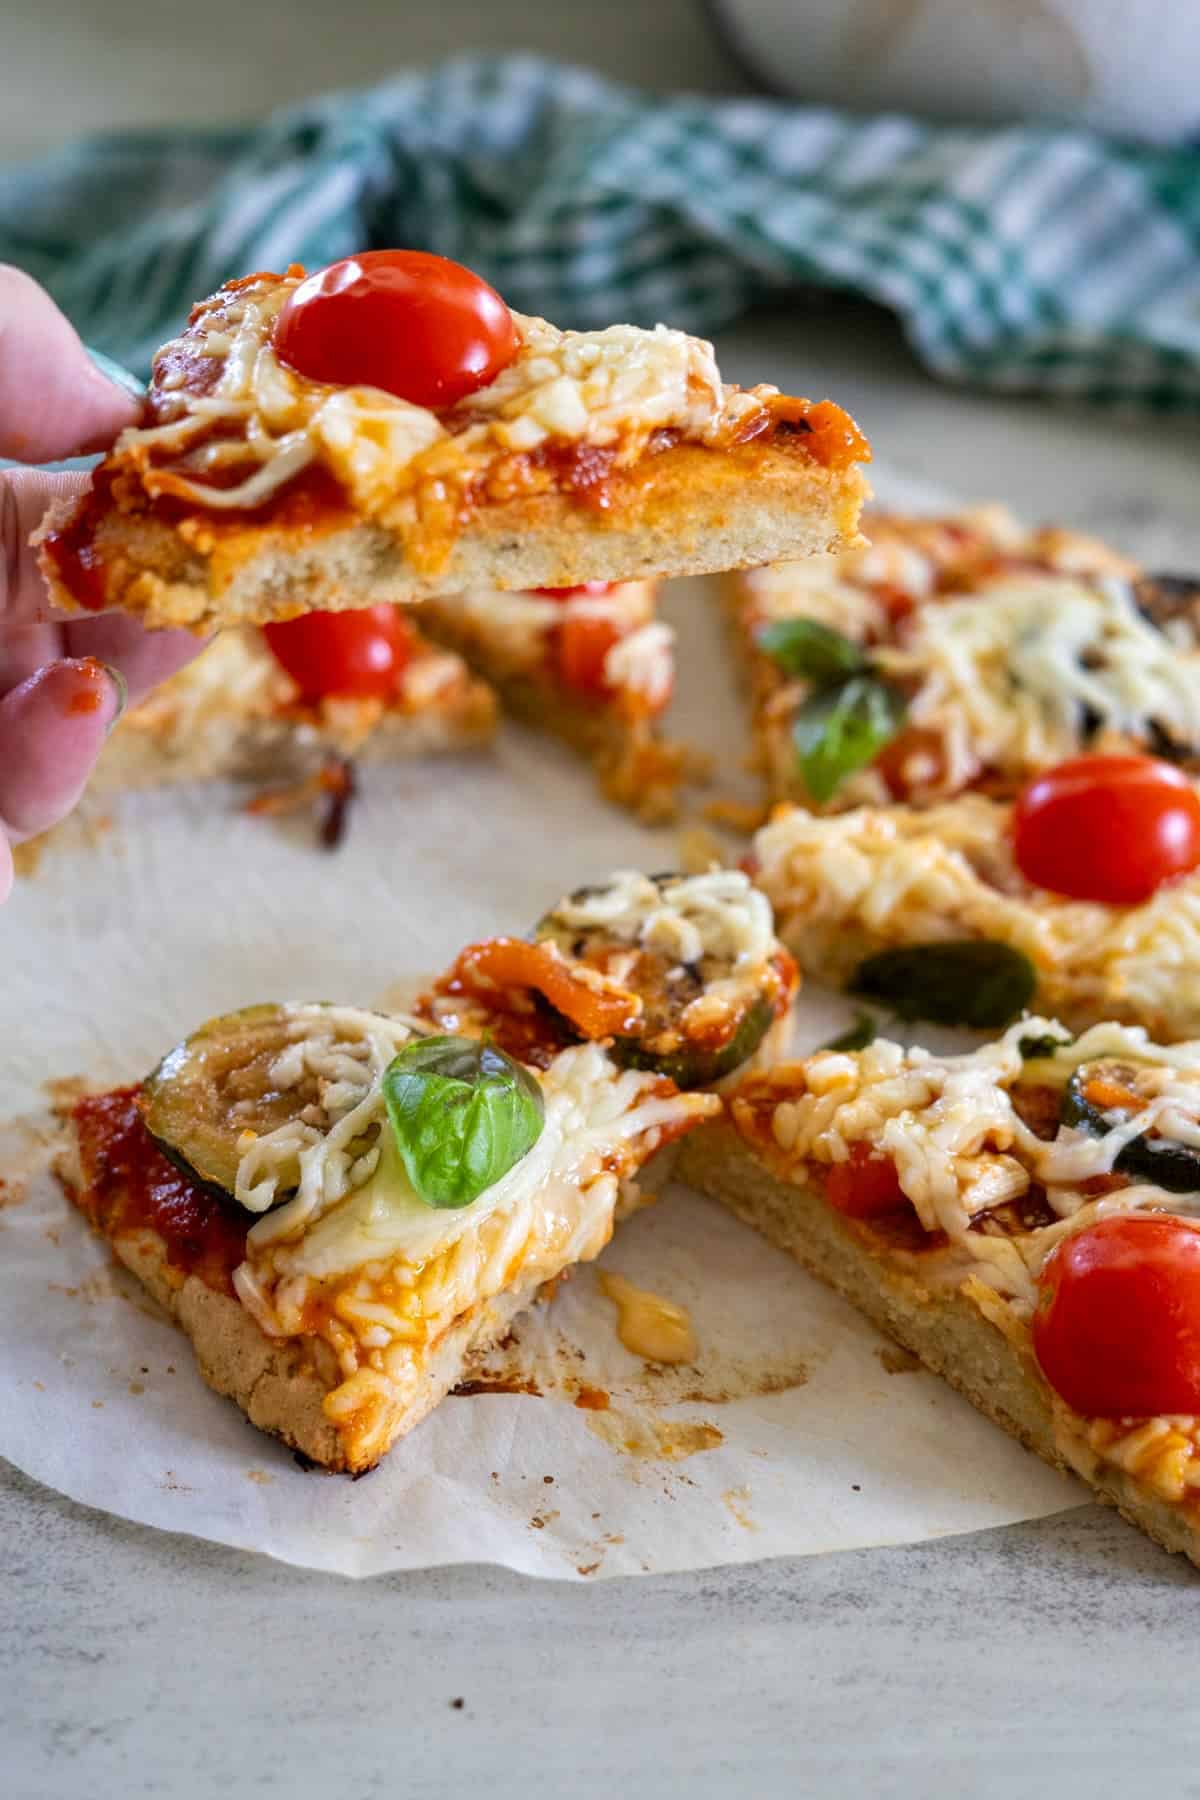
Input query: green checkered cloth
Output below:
<box><xmin>3</xmin><ymin>53</ymin><xmax>1199</xmax><ymax>409</ymax></box>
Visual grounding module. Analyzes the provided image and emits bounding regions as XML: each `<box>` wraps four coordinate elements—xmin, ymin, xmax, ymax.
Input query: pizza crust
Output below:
<box><xmin>37</xmin><ymin>442</ymin><xmax>870</xmax><ymax>633</ymax></box>
<box><xmin>54</xmin><ymin>1132</ymin><xmax>559</xmax><ymax>1474</ymax></box>
<box><xmin>678</xmin><ymin>1122</ymin><xmax>1200</xmax><ymax>1569</ymax></box>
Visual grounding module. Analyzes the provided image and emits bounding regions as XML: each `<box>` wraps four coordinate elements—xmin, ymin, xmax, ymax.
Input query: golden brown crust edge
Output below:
<box><xmin>677</xmin><ymin>1123</ymin><xmax>1200</xmax><ymax>1569</ymax></box>
<box><xmin>36</xmin><ymin>445</ymin><xmax>870</xmax><ymax>632</ymax></box>
<box><xmin>55</xmin><ymin>1136</ymin><xmax>552</xmax><ymax>1474</ymax></box>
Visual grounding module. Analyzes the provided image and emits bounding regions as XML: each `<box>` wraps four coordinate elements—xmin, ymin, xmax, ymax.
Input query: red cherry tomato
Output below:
<box><xmin>1012</xmin><ymin>754</ymin><xmax>1200</xmax><ymax>904</ymax></box>
<box><xmin>272</xmin><ymin>250</ymin><xmax>518</xmax><ymax>408</ymax></box>
<box><xmin>1033</xmin><ymin>1214</ymin><xmax>1200</xmax><ymax>1416</ymax></box>
<box><xmin>824</xmin><ymin>1143</ymin><xmax>910</xmax><ymax>1220</ymax></box>
<box><xmin>556</xmin><ymin>614</ymin><xmax>620</xmax><ymax>699</ymax></box>
<box><xmin>535</xmin><ymin>583</ymin><xmax>615</xmax><ymax>600</ymax></box>
<box><xmin>262</xmin><ymin>605</ymin><xmax>413</xmax><ymax>702</ymax></box>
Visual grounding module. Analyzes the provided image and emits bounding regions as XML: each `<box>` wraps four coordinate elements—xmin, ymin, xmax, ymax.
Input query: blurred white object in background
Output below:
<box><xmin>709</xmin><ymin>0</ymin><xmax>1200</xmax><ymax>144</ymax></box>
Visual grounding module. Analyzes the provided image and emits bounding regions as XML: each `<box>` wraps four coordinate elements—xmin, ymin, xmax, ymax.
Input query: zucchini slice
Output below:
<box><xmin>535</xmin><ymin>871</ymin><xmax>786</xmax><ymax>1089</ymax></box>
<box><xmin>143</xmin><ymin>1003</ymin><xmax>381</xmax><ymax>1202</ymax></box>
<box><xmin>1062</xmin><ymin>1059</ymin><xmax>1200</xmax><ymax>1195</ymax></box>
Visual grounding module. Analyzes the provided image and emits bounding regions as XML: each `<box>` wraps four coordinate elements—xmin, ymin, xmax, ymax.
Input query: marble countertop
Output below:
<box><xmin>7</xmin><ymin>302</ymin><xmax>1200</xmax><ymax>1800</ymax></box>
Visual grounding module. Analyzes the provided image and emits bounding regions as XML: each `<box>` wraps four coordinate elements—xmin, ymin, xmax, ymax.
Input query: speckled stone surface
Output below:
<box><xmin>5</xmin><ymin>1455</ymin><xmax>1197</xmax><ymax>1800</ymax></box>
<box><xmin>7</xmin><ymin>294</ymin><xmax>1200</xmax><ymax>1800</ymax></box>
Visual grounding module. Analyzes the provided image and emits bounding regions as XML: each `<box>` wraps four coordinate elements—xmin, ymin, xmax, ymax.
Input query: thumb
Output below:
<box><xmin>0</xmin><ymin>264</ymin><xmax>140</xmax><ymax>463</ymax></box>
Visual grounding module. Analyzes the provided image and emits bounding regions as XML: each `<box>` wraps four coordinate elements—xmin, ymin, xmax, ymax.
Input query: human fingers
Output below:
<box><xmin>0</xmin><ymin>657</ymin><xmax>123</xmax><ymax>842</ymax></box>
<box><xmin>0</xmin><ymin>265</ymin><xmax>139</xmax><ymax>463</ymax></box>
<box><xmin>61</xmin><ymin>611</ymin><xmax>202</xmax><ymax>707</ymax></box>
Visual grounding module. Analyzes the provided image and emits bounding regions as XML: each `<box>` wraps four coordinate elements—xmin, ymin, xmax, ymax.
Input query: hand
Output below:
<box><xmin>0</xmin><ymin>265</ymin><xmax>202</xmax><ymax>902</ymax></box>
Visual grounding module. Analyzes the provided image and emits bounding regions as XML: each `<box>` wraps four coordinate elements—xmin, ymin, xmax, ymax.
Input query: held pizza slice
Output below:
<box><xmin>726</xmin><ymin>505</ymin><xmax>1200</xmax><ymax>812</ymax></box>
<box><xmin>678</xmin><ymin>1019</ymin><xmax>1200</xmax><ymax>1569</ymax></box>
<box><xmin>36</xmin><ymin>253</ymin><xmax>871</xmax><ymax>634</ymax></box>
<box><xmin>416</xmin><ymin>577</ymin><xmax>695</xmax><ymax>822</ymax></box>
<box><xmin>55</xmin><ymin>868</ymin><xmax>796</xmax><ymax>1472</ymax></box>
<box><xmin>93</xmin><ymin>609</ymin><xmax>496</xmax><ymax>793</ymax></box>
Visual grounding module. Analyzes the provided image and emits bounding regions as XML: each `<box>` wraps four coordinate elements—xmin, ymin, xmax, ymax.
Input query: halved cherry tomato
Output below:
<box><xmin>535</xmin><ymin>583</ymin><xmax>615</xmax><ymax>600</ymax></box>
<box><xmin>1033</xmin><ymin>1214</ymin><xmax>1200</xmax><ymax>1416</ymax></box>
<box><xmin>1012</xmin><ymin>754</ymin><xmax>1200</xmax><ymax>904</ymax></box>
<box><xmin>556</xmin><ymin>614</ymin><xmax>620</xmax><ymax>699</ymax></box>
<box><xmin>824</xmin><ymin>1143</ymin><xmax>910</xmax><ymax>1219</ymax></box>
<box><xmin>262</xmin><ymin>605</ymin><xmax>413</xmax><ymax>702</ymax></box>
<box><xmin>449</xmin><ymin>938</ymin><xmax>640</xmax><ymax>1040</ymax></box>
<box><xmin>272</xmin><ymin>250</ymin><xmax>518</xmax><ymax>408</ymax></box>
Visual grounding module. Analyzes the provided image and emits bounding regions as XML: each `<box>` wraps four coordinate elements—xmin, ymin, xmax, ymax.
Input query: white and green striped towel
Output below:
<box><xmin>3</xmin><ymin>53</ymin><xmax>1198</xmax><ymax>409</ymax></box>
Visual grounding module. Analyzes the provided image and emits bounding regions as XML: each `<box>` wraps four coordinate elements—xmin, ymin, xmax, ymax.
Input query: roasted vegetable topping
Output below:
<box><xmin>1062</xmin><ymin>1059</ymin><xmax>1200</xmax><ymax>1194</ymax></box>
<box><xmin>850</xmin><ymin>940</ymin><xmax>1036</xmax><ymax>1029</ymax></box>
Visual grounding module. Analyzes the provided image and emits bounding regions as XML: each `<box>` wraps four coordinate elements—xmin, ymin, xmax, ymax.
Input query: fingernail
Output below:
<box><xmin>102</xmin><ymin>662</ymin><xmax>127</xmax><ymax>731</ymax></box>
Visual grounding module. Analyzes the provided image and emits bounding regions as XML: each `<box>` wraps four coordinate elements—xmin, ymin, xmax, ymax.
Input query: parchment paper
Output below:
<box><xmin>0</xmin><ymin>466</ymin><xmax>1082</xmax><ymax>1576</ymax></box>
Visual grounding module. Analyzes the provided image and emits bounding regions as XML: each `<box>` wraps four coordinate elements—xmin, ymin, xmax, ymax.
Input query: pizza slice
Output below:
<box><xmin>55</xmin><ymin>868</ymin><xmax>796</xmax><ymax>1472</ymax></box>
<box><xmin>726</xmin><ymin>505</ymin><xmax>1200</xmax><ymax>812</ymax></box>
<box><xmin>94</xmin><ymin>606</ymin><xmax>496</xmax><ymax>794</ymax></box>
<box><xmin>36</xmin><ymin>251</ymin><xmax>871</xmax><ymax>634</ymax></box>
<box><xmin>678</xmin><ymin>1018</ymin><xmax>1200</xmax><ymax>1568</ymax></box>
<box><xmin>93</xmin><ymin>581</ymin><xmax>688</xmax><ymax>825</ymax></box>
<box><xmin>416</xmin><ymin>577</ymin><xmax>694</xmax><ymax>822</ymax></box>
<box><xmin>750</xmin><ymin>750</ymin><xmax>1200</xmax><ymax>1041</ymax></box>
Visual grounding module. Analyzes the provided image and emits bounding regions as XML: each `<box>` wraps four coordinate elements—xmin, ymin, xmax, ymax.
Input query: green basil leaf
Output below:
<box><xmin>757</xmin><ymin>617</ymin><xmax>868</xmax><ymax>684</ymax></box>
<box><xmin>822</xmin><ymin>1009</ymin><xmax>879</xmax><ymax>1053</ymax></box>
<box><xmin>850</xmin><ymin>941</ymin><xmax>1037</xmax><ymax>1030</ymax></box>
<box><xmin>382</xmin><ymin>1035</ymin><xmax>544</xmax><ymax>1210</ymax></box>
<box><xmin>792</xmin><ymin>675</ymin><xmax>905</xmax><ymax>805</ymax></box>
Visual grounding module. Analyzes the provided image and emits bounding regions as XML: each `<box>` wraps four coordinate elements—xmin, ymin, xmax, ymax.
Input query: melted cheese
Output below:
<box><xmin>753</xmin><ymin>796</ymin><xmax>1200</xmax><ymax>1042</ymax></box>
<box><xmin>879</xmin><ymin>576</ymin><xmax>1200</xmax><ymax>787</ymax></box>
<box><xmin>553</xmin><ymin>868</ymin><xmax>774</xmax><ymax>971</ymax></box>
<box><xmin>731</xmin><ymin>1018</ymin><xmax>1200</xmax><ymax>1311</ymax></box>
<box><xmin>417</xmin><ymin>579</ymin><xmax>658</xmax><ymax>687</ymax></box>
<box><xmin>602</xmin><ymin>621</ymin><xmax>675</xmax><ymax>712</ymax></box>
<box><xmin>234</xmin><ymin>1004</ymin><xmax>429</xmax><ymax>1221</ymax></box>
<box><xmin>737</xmin><ymin>507</ymin><xmax>1169</xmax><ymax>808</ymax></box>
<box><xmin>228</xmin><ymin>1020</ymin><xmax>717</xmax><ymax>1433</ymax></box>
<box><xmin>598</xmin><ymin>1271</ymin><xmax>697</xmax><ymax>1364</ymax></box>
<box><xmin>128</xmin><ymin>273</ymin><xmax>778</xmax><ymax>522</ymax></box>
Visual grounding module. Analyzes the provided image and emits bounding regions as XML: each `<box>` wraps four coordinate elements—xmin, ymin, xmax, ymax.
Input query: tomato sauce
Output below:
<box><xmin>39</xmin><ymin>472</ymin><xmax>113</xmax><ymax>612</ymax></box>
<box><xmin>71</xmin><ymin>1087</ymin><xmax>248</xmax><ymax>1295</ymax></box>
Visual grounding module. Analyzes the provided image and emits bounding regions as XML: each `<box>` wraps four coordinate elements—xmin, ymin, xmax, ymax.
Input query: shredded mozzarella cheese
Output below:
<box><xmin>737</xmin><ymin>507</ymin><xmax>1178</xmax><ymax>808</ymax></box>
<box><xmin>732</xmin><ymin>1018</ymin><xmax>1200</xmax><ymax>1312</ymax></box>
<box><xmin>553</xmin><ymin>868</ymin><xmax>774</xmax><ymax>970</ymax></box>
<box><xmin>125</xmin><ymin>273</ymin><xmax>774</xmax><ymax>522</ymax></box>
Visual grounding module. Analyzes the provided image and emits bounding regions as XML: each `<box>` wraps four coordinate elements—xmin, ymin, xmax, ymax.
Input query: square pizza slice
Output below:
<box><xmin>36</xmin><ymin>254</ymin><xmax>870</xmax><ymax>634</ymax></box>
<box><xmin>750</xmin><ymin>780</ymin><xmax>1200</xmax><ymax>1043</ymax></box>
<box><xmin>94</xmin><ymin>608</ymin><xmax>496</xmax><ymax>794</ymax></box>
<box><xmin>728</xmin><ymin>505</ymin><xmax>1200</xmax><ymax>813</ymax></box>
<box><xmin>55</xmin><ymin>868</ymin><xmax>796</xmax><ymax>1472</ymax></box>
<box><xmin>91</xmin><ymin>581</ymin><xmax>690</xmax><ymax>825</ymax></box>
<box><xmin>678</xmin><ymin>1018</ymin><xmax>1200</xmax><ymax>1569</ymax></box>
<box><xmin>416</xmin><ymin>577</ymin><xmax>695</xmax><ymax>822</ymax></box>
